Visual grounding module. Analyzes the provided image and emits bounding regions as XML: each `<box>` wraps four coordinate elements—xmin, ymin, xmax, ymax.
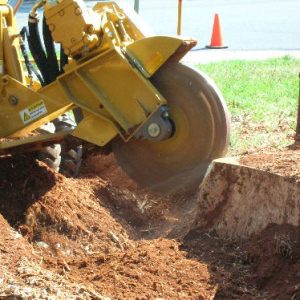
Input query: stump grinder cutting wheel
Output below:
<box><xmin>113</xmin><ymin>63</ymin><xmax>230</xmax><ymax>193</ymax></box>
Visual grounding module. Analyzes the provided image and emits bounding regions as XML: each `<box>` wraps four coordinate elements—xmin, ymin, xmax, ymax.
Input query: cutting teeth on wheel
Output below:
<box><xmin>113</xmin><ymin>63</ymin><xmax>230</xmax><ymax>194</ymax></box>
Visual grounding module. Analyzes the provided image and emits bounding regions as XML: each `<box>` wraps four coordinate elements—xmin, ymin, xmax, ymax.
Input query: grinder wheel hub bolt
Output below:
<box><xmin>147</xmin><ymin>123</ymin><xmax>161</xmax><ymax>138</ymax></box>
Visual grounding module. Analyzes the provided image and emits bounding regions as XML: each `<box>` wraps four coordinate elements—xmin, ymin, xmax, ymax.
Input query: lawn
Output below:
<box><xmin>196</xmin><ymin>56</ymin><xmax>300</xmax><ymax>155</ymax></box>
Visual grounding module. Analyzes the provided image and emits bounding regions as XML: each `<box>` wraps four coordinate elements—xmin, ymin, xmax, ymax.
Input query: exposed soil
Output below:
<box><xmin>240</xmin><ymin>145</ymin><xmax>300</xmax><ymax>182</ymax></box>
<box><xmin>0</xmin><ymin>147</ymin><xmax>300</xmax><ymax>299</ymax></box>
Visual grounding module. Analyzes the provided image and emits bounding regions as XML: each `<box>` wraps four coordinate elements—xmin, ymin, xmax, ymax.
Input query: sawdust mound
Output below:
<box><xmin>81</xmin><ymin>153</ymin><xmax>199</xmax><ymax>239</ymax></box>
<box><xmin>0</xmin><ymin>154</ymin><xmax>213</xmax><ymax>299</ymax></box>
<box><xmin>0</xmin><ymin>149</ymin><xmax>300</xmax><ymax>299</ymax></box>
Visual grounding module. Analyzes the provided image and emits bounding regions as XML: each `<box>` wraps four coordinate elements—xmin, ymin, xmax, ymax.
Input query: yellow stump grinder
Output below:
<box><xmin>0</xmin><ymin>0</ymin><xmax>230</xmax><ymax>193</ymax></box>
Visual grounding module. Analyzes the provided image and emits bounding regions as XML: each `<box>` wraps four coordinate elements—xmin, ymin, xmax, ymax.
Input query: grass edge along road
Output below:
<box><xmin>196</xmin><ymin>56</ymin><xmax>300</xmax><ymax>155</ymax></box>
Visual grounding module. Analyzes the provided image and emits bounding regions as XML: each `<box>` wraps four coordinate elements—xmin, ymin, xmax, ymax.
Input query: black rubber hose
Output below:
<box><xmin>19</xmin><ymin>28</ymin><xmax>33</xmax><ymax>78</ymax></box>
<box><xmin>20</xmin><ymin>26</ymin><xmax>44</xmax><ymax>85</ymax></box>
<box><xmin>59</xmin><ymin>45</ymin><xmax>69</xmax><ymax>74</ymax></box>
<box><xmin>28</xmin><ymin>15</ymin><xmax>50</xmax><ymax>85</ymax></box>
<box><xmin>43</xmin><ymin>16</ymin><xmax>59</xmax><ymax>79</ymax></box>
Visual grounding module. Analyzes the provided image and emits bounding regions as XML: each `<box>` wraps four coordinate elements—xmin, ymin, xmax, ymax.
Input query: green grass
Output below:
<box><xmin>195</xmin><ymin>56</ymin><xmax>300</xmax><ymax>155</ymax></box>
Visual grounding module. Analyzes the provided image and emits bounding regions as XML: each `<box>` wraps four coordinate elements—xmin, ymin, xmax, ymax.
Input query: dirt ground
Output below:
<box><xmin>0</xmin><ymin>145</ymin><xmax>300</xmax><ymax>299</ymax></box>
<box><xmin>240</xmin><ymin>144</ymin><xmax>300</xmax><ymax>183</ymax></box>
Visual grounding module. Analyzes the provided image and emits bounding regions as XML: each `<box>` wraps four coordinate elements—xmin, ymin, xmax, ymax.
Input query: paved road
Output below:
<box><xmin>131</xmin><ymin>0</ymin><xmax>300</xmax><ymax>50</ymax></box>
<box><xmin>16</xmin><ymin>0</ymin><xmax>300</xmax><ymax>51</ymax></box>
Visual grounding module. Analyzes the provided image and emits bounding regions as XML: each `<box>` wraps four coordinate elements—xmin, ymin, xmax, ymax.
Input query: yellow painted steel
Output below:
<box><xmin>3</xmin><ymin>27</ymin><xmax>25</xmax><ymax>82</ymax></box>
<box><xmin>1</xmin><ymin>4</ymin><xmax>24</xmax><ymax>82</ymax></box>
<box><xmin>56</xmin><ymin>48</ymin><xmax>166</xmax><ymax>133</ymax></box>
<box><xmin>44</xmin><ymin>0</ymin><xmax>102</xmax><ymax>57</ymax></box>
<box><xmin>125</xmin><ymin>36</ymin><xmax>182</xmax><ymax>77</ymax></box>
<box><xmin>0</xmin><ymin>75</ymin><xmax>73</xmax><ymax>137</ymax></box>
<box><xmin>0</xmin><ymin>130</ymin><xmax>71</xmax><ymax>154</ymax></box>
<box><xmin>72</xmin><ymin>112</ymin><xmax>117</xmax><ymax>146</ymax></box>
<box><xmin>0</xmin><ymin>0</ymin><xmax>194</xmax><ymax>152</ymax></box>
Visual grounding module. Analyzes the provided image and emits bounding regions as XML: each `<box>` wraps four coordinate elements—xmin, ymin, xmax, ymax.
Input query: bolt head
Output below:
<box><xmin>8</xmin><ymin>96</ymin><xmax>18</xmax><ymax>106</ymax></box>
<box><xmin>75</xmin><ymin>7</ymin><xmax>82</xmax><ymax>15</ymax></box>
<box><xmin>48</xmin><ymin>24</ymin><xmax>55</xmax><ymax>32</ymax></box>
<box><xmin>148</xmin><ymin>123</ymin><xmax>161</xmax><ymax>138</ymax></box>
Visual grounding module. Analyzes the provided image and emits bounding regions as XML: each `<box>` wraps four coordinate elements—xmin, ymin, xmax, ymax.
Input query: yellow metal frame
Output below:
<box><xmin>126</xmin><ymin>36</ymin><xmax>183</xmax><ymax>77</ymax></box>
<box><xmin>0</xmin><ymin>0</ymin><xmax>196</xmax><ymax>153</ymax></box>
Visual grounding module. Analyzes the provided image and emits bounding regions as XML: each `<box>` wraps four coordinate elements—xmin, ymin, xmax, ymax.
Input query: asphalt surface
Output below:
<box><xmin>16</xmin><ymin>0</ymin><xmax>300</xmax><ymax>52</ymax></box>
<box><xmin>133</xmin><ymin>0</ymin><xmax>300</xmax><ymax>51</ymax></box>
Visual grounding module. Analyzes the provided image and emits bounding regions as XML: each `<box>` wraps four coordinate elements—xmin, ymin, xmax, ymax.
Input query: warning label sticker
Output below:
<box><xmin>19</xmin><ymin>100</ymin><xmax>47</xmax><ymax>125</ymax></box>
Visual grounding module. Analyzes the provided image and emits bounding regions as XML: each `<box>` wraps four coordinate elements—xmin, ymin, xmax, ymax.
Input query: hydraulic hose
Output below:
<box><xmin>59</xmin><ymin>45</ymin><xmax>68</xmax><ymax>74</ymax></box>
<box><xmin>42</xmin><ymin>16</ymin><xmax>59</xmax><ymax>79</ymax></box>
<box><xmin>28</xmin><ymin>14</ymin><xmax>51</xmax><ymax>85</ymax></box>
<box><xmin>20</xmin><ymin>26</ymin><xmax>44</xmax><ymax>85</ymax></box>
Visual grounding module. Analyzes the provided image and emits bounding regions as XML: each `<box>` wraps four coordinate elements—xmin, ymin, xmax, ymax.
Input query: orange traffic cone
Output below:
<box><xmin>206</xmin><ymin>14</ymin><xmax>228</xmax><ymax>49</ymax></box>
